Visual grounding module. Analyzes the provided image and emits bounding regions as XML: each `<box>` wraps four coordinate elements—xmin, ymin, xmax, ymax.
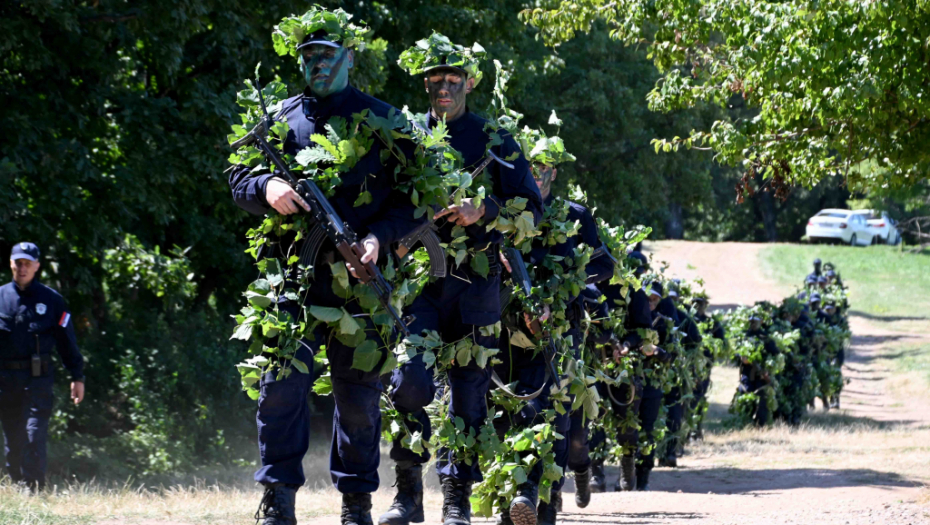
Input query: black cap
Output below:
<box><xmin>628</xmin><ymin>251</ymin><xmax>649</xmax><ymax>276</ymax></box>
<box><xmin>11</xmin><ymin>242</ymin><xmax>40</xmax><ymax>262</ymax></box>
<box><xmin>297</xmin><ymin>30</ymin><xmax>341</xmax><ymax>50</ymax></box>
<box><xmin>422</xmin><ymin>59</ymin><xmax>469</xmax><ymax>78</ymax></box>
<box><xmin>650</xmin><ymin>281</ymin><xmax>664</xmax><ymax>296</ymax></box>
<box><xmin>813</xmin><ymin>258</ymin><xmax>822</xmax><ymax>265</ymax></box>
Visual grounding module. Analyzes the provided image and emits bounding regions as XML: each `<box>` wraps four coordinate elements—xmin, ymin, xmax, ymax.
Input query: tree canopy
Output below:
<box><xmin>522</xmin><ymin>0</ymin><xmax>930</xmax><ymax>194</ymax></box>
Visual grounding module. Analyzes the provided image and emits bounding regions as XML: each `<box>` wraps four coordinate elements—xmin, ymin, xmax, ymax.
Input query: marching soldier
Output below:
<box><xmin>228</xmin><ymin>9</ymin><xmax>424</xmax><ymax>525</ymax></box>
<box><xmin>382</xmin><ymin>33</ymin><xmax>543</xmax><ymax>525</ymax></box>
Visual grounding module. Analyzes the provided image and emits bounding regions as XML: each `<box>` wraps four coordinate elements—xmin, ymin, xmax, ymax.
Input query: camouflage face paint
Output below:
<box><xmin>533</xmin><ymin>165</ymin><xmax>555</xmax><ymax>199</ymax></box>
<box><xmin>301</xmin><ymin>45</ymin><xmax>350</xmax><ymax>98</ymax></box>
<box><xmin>426</xmin><ymin>68</ymin><xmax>468</xmax><ymax>122</ymax></box>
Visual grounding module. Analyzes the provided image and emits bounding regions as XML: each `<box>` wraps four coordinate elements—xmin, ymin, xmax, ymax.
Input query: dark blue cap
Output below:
<box><xmin>11</xmin><ymin>242</ymin><xmax>40</xmax><ymax>262</ymax></box>
<box><xmin>297</xmin><ymin>30</ymin><xmax>341</xmax><ymax>50</ymax></box>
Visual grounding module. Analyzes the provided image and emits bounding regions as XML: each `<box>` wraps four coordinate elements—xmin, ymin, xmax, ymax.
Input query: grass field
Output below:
<box><xmin>759</xmin><ymin>244</ymin><xmax>930</xmax><ymax>333</ymax></box>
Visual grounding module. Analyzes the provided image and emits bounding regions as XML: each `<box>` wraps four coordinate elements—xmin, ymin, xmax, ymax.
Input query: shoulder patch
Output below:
<box><xmin>59</xmin><ymin>312</ymin><xmax>71</xmax><ymax>328</ymax></box>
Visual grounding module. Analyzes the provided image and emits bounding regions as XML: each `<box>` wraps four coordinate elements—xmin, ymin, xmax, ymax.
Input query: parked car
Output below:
<box><xmin>850</xmin><ymin>209</ymin><xmax>902</xmax><ymax>245</ymax></box>
<box><xmin>805</xmin><ymin>208</ymin><xmax>875</xmax><ymax>246</ymax></box>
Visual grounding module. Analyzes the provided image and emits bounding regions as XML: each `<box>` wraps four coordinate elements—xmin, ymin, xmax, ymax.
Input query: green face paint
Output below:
<box><xmin>301</xmin><ymin>45</ymin><xmax>351</xmax><ymax>98</ymax></box>
<box><xmin>533</xmin><ymin>164</ymin><xmax>555</xmax><ymax>199</ymax></box>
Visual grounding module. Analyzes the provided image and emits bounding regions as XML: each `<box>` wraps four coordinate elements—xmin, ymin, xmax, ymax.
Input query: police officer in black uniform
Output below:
<box><xmin>1</xmin><ymin>242</ymin><xmax>85</xmax><ymax>492</ymax></box>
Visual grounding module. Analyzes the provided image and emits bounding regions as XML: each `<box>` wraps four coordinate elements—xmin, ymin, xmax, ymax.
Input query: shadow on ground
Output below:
<box><xmin>607</xmin><ymin>466</ymin><xmax>920</xmax><ymax>495</ymax></box>
<box><xmin>554</xmin><ymin>511</ymin><xmax>705</xmax><ymax>523</ymax></box>
<box><xmin>850</xmin><ymin>311</ymin><xmax>929</xmax><ymax>323</ymax></box>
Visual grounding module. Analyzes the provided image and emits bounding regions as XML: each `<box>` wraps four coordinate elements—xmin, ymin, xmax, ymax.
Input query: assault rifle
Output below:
<box><xmin>490</xmin><ymin>247</ymin><xmax>562</xmax><ymax>401</ymax></box>
<box><xmin>231</xmin><ymin>78</ymin><xmax>410</xmax><ymax>336</ymax></box>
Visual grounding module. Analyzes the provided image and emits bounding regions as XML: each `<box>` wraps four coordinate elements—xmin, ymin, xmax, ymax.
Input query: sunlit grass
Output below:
<box><xmin>758</xmin><ymin>244</ymin><xmax>930</xmax><ymax>330</ymax></box>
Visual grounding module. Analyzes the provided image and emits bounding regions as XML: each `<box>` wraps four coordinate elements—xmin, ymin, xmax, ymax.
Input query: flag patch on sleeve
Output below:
<box><xmin>59</xmin><ymin>312</ymin><xmax>71</xmax><ymax>328</ymax></box>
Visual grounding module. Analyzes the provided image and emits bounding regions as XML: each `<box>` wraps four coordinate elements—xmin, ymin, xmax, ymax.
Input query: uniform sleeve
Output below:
<box><xmin>53</xmin><ymin>298</ymin><xmax>84</xmax><ymax>381</ymax></box>
<box><xmin>575</xmin><ymin>205</ymin><xmax>613</xmax><ymax>285</ymax></box>
<box><xmin>366</xmin><ymin>139</ymin><xmax>428</xmax><ymax>247</ymax></box>
<box><xmin>678</xmin><ymin>311</ymin><xmax>703</xmax><ymax>345</ymax></box>
<box><xmin>488</xmin><ymin>133</ymin><xmax>543</xmax><ymax>225</ymax></box>
<box><xmin>622</xmin><ymin>289</ymin><xmax>654</xmax><ymax>348</ymax></box>
<box><xmin>764</xmin><ymin>338</ymin><xmax>779</xmax><ymax>356</ymax></box>
<box><xmin>229</xmin><ymin>164</ymin><xmax>274</xmax><ymax>216</ymax></box>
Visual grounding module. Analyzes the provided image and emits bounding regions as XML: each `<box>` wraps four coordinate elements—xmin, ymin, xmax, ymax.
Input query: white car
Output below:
<box><xmin>805</xmin><ymin>208</ymin><xmax>875</xmax><ymax>246</ymax></box>
<box><xmin>850</xmin><ymin>209</ymin><xmax>902</xmax><ymax>245</ymax></box>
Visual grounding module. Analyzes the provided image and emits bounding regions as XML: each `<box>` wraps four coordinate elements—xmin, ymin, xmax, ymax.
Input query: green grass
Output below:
<box><xmin>891</xmin><ymin>343</ymin><xmax>930</xmax><ymax>387</ymax></box>
<box><xmin>758</xmin><ymin>244</ymin><xmax>930</xmax><ymax>325</ymax></box>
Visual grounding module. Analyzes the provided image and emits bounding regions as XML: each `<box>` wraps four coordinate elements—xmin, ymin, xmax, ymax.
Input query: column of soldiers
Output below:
<box><xmin>725</xmin><ymin>259</ymin><xmax>851</xmax><ymax>427</ymax></box>
<box><xmin>222</xmin><ymin>7</ymin><xmax>848</xmax><ymax>525</ymax></box>
<box><xmin>583</xmin><ymin>268</ymin><xmax>725</xmax><ymax>493</ymax></box>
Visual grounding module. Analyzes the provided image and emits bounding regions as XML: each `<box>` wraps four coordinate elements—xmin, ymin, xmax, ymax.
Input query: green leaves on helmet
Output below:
<box><xmin>398</xmin><ymin>32</ymin><xmax>486</xmax><ymax>87</ymax></box>
<box><xmin>272</xmin><ymin>6</ymin><xmax>372</xmax><ymax>59</ymax></box>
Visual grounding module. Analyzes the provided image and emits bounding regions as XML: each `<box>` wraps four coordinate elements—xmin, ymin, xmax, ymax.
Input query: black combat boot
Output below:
<box><xmin>660</xmin><ymin>446</ymin><xmax>678</xmax><ymax>468</ymax></box>
<box><xmin>536</xmin><ymin>491</ymin><xmax>560</xmax><ymax>525</ymax></box>
<box><xmin>509</xmin><ymin>481</ymin><xmax>538</xmax><ymax>525</ymax></box>
<box><xmin>379</xmin><ymin>463</ymin><xmax>424</xmax><ymax>525</ymax></box>
<box><xmin>255</xmin><ymin>483</ymin><xmax>297</xmax><ymax>525</ymax></box>
<box><xmin>615</xmin><ymin>455</ymin><xmax>636</xmax><ymax>492</ymax></box>
<box><xmin>573</xmin><ymin>468</ymin><xmax>591</xmax><ymax>508</ymax></box>
<box><xmin>589</xmin><ymin>460</ymin><xmax>606</xmax><ymax>493</ymax></box>
<box><xmin>496</xmin><ymin>506</ymin><xmax>514</xmax><ymax>525</ymax></box>
<box><xmin>342</xmin><ymin>493</ymin><xmax>374</xmax><ymax>525</ymax></box>
<box><xmin>440</xmin><ymin>476</ymin><xmax>473</xmax><ymax>525</ymax></box>
<box><xmin>635</xmin><ymin>465</ymin><xmax>651</xmax><ymax>491</ymax></box>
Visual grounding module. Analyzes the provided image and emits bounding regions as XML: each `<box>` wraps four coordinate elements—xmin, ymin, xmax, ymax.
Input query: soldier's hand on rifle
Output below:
<box><xmin>642</xmin><ymin>344</ymin><xmax>657</xmax><ymax>357</ymax></box>
<box><xmin>434</xmin><ymin>198</ymin><xmax>486</xmax><ymax>226</ymax></box>
<box><xmin>524</xmin><ymin>305</ymin><xmax>551</xmax><ymax>335</ymax></box>
<box><xmin>499</xmin><ymin>251</ymin><xmax>512</xmax><ymax>273</ymax></box>
<box><xmin>266</xmin><ymin>178</ymin><xmax>311</xmax><ymax>215</ymax></box>
<box><xmin>347</xmin><ymin>234</ymin><xmax>380</xmax><ymax>279</ymax></box>
<box><xmin>612</xmin><ymin>340</ymin><xmax>631</xmax><ymax>363</ymax></box>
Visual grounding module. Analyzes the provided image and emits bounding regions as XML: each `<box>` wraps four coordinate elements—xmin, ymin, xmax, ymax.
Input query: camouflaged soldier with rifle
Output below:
<box><xmin>380</xmin><ymin>33</ymin><xmax>543</xmax><ymax>525</ymax></box>
<box><xmin>226</xmin><ymin>9</ymin><xmax>426</xmax><ymax>525</ymax></box>
<box><xmin>491</xmin><ymin>123</ymin><xmax>615</xmax><ymax>525</ymax></box>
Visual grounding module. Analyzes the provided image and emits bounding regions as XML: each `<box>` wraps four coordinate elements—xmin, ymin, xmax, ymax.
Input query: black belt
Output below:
<box><xmin>1</xmin><ymin>356</ymin><xmax>51</xmax><ymax>372</ymax></box>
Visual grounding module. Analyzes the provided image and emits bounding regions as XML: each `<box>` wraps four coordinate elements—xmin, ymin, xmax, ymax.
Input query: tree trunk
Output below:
<box><xmin>758</xmin><ymin>191</ymin><xmax>778</xmax><ymax>242</ymax></box>
<box><xmin>665</xmin><ymin>201</ymin><xmax>684</xmax><ymax>239</ymax></box>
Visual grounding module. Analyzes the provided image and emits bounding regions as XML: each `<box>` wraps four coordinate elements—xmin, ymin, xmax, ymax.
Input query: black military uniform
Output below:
<box><xmin>229</xmin><ymin>27</ymin><xmax>424</xmax><ymax>525</ymax></box>
<box><xmin>385</xmin><ymin>107</ymin><xmax>542</xmax><ymax>518</ymax></box>
<box><xmin>1</xmin><ymin>243</ymin><xmax>84</xmax><ymax>490</ymax></box>
<box><xmin>737</xmin><ymin>320</ymin><xmax>778</xmax><ymax>426</ymax></box>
